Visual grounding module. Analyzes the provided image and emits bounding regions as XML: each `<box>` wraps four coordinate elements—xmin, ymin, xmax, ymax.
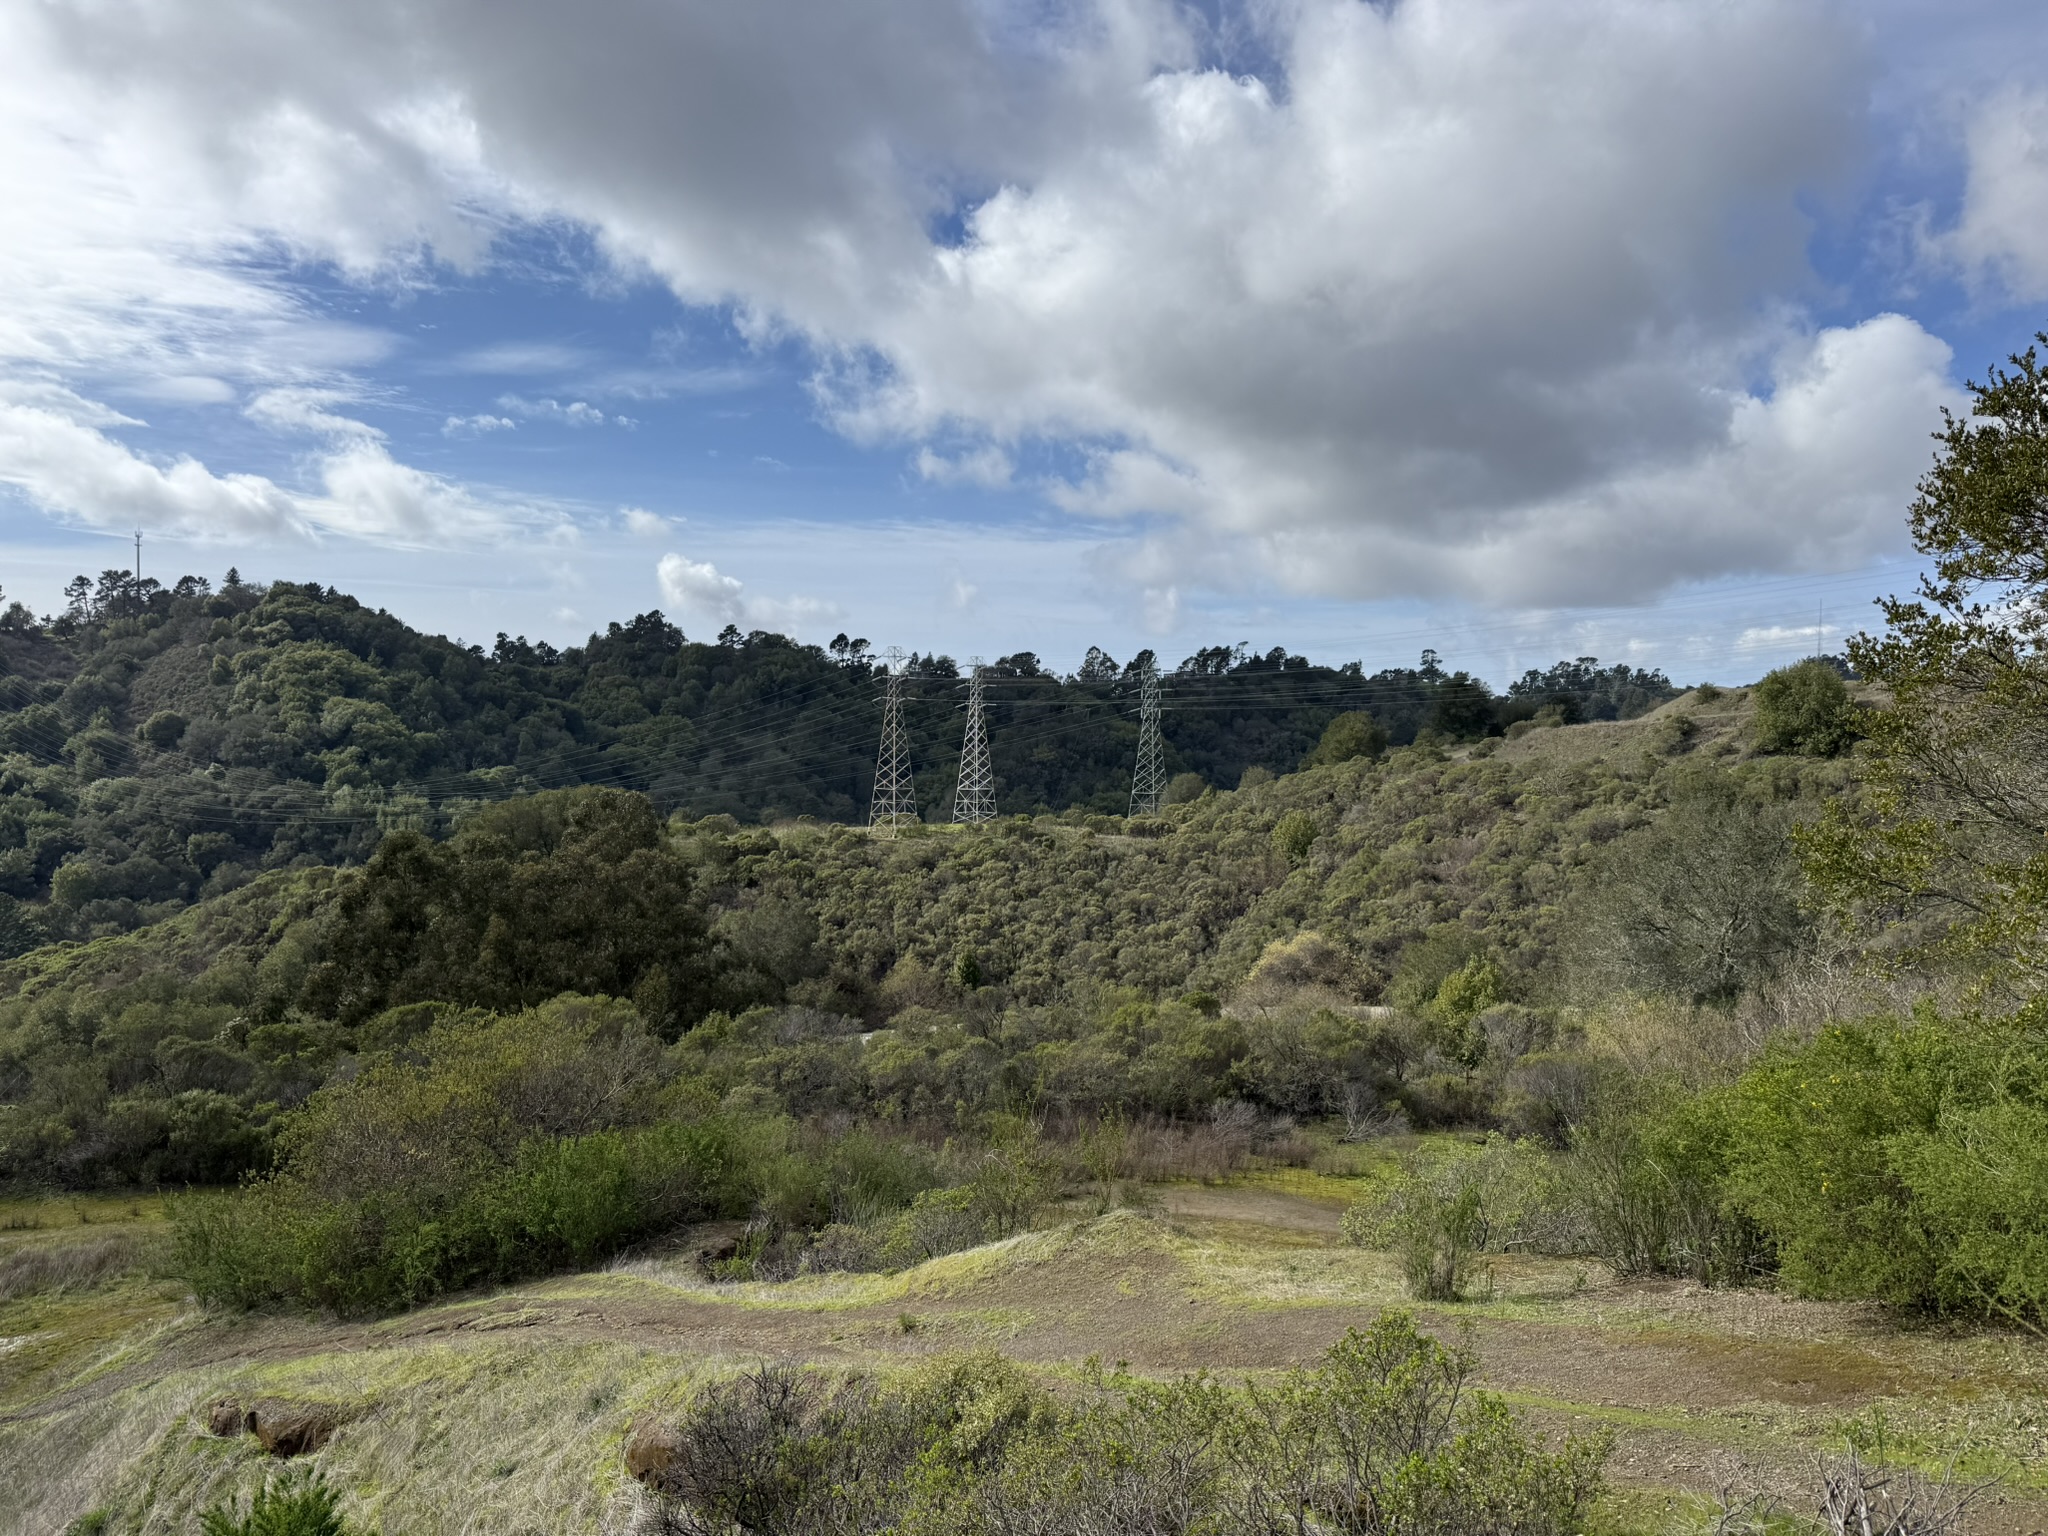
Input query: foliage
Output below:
<box><xmin>1720</xmin><ymin>1005</ymin><xmax>2048</xmax><ymax>1326</ymax></box>
<box><xmin>2</xmin><ymin>718</ymin><xmax>1848</xmax><ymax>1189</ymax></box>
<box><xmin>171</xmin><ymin>996</ymin><xmax>756</xmax><ymax>1312</ymax></box>
<box><xmin>1270</xmin><ymin>810</ymin><xmax>1318</xmax><ymax>866</ymax></box>
<box><xmin>642</xmin><ymin>1357</ymin><xmax>1043</xmax><ymax>1536</ymax></box>
<box><xmin>1303</xmin><ymin>711</ymin><xmax>1388</xmax><ymax>768</ymax></box>
<box><xmin>199</xmin><ymin>1472</ymin><xmax>352</xmax><ymax>1536</ymax></box>
<box><xmin>1753</xmin><ymin>660</ymin><xmax>1859</xmax><ymax>757</ymax></box>
<box><xmin>297</xmin><ymin>787</ymin><xmax>715</xmax><ymax>1035</ymax></box>
<box><xmin>1343</xmin><ymin>1137</ymin><xmax>1589</xmax><ymax>1297</ymax></box>
<box><xmin>0</xmin><ymin>570</ymin><xmax>1671</xmax><ymax>948</ymax></box>
<box><xmin>1570</xmin><ymin>770</ymin><xmax>1816</xmax><ymax>1005</ymax></box>
<box><xmin>1801</xmin><ymin>332</ymin><xmax>2048</xmax><ymax>989</ymax></box>
<box><xmin>1562</xmin><ymin>1078</ymin><xmax>1764</xmax><ymax>1284</ymax></box>
<box><xmin>642</xmin><ymin>1318</ymin><xmax>1608</xmax><ymax>1536</ymax></box>
<box><xmin>1506</xmin><ymin>657</ymin><xmax>1681</xmax><ymax>724</ymax></box>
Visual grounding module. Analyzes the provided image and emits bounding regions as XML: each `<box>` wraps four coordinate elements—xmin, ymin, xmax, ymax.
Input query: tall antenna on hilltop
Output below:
<box><xmin>954</xmin><ymin>659</ymin><xmax>996</xmax><ymax>824</ymax></box>
<box><xmin>868</xmin><ymin>648</ymin><xmax>918</xmax><ymax>838</ymax></box>
<box><xmin>133</xmin><ymin>529</ymin><xmax>142</xmax><ymax>584</ymax></box>
<box><xmin>1128</xmin><ymin>657</ymin><xmax>1166</xmax><ymax>818</ymax></box>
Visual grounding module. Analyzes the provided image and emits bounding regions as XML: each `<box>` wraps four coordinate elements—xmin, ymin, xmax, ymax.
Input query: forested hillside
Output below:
<box><xmin>0</xmin><ymin>682</ymin><xmax>1840</xmax><ymax>1191</ymax></box>
<box><xmin>0</xmin><ymin>568</ymin><xmax>1675</xmax><ymax>951</ymax></box>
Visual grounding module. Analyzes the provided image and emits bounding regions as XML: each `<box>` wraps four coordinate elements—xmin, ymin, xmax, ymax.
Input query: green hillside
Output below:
<box><xmin>0</xmin><ymin>679</ymin><xmax>1835</xmax><ymax>1191</ymax></box>
<box><xmin>0</xmin><ymin>570</ymin><xmax>1676</xmax><ymax>956</ymax></box>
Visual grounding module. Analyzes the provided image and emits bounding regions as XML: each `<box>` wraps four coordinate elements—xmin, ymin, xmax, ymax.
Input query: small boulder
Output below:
<box><xmin>245</xmin><ymin>1398</ymin><xmax>347</xmax><ymax>1457</ymax></box>
<box><xmin>205</xmin><ymin>1398</ymin><xmax>244</xmax><ymax>1437</ymax></box>
<box><xmin>623</xmin><ymin>1418</ymin><xmax>687</xmax><ymax>1485</ymax></box>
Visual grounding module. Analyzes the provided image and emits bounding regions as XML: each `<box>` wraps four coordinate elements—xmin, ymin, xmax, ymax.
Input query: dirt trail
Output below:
<box><xmin>7</xmin><ymin>1186</ymin><xmax>2046</xmax><ymax>1533</ymax></box>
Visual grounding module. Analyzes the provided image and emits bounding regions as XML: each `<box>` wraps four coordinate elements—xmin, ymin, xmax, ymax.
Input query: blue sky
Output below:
<box><xmin>2</xmin><ymin>0</ymin><xmax>2045</xmax><ymax>687</ymax></box>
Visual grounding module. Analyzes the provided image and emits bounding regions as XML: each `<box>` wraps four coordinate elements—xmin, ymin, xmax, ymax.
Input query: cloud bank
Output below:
<box><xmin>1</xmin><ymin>0</ymin><xmax>2025</xmax><ymax>602</ymax></box>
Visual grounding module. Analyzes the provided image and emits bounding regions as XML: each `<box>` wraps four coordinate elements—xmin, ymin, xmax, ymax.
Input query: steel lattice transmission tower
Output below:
<box><xmin>953</xmin><ymin>659</ymin><xmax>997</xmax><ymax>824</ymax></box>
<box><xmin>868</xmin><ymin>648</ymin><xmax>919</xmax><ymax>837</ymax></box>
<box><xmin>1128</xmin><ymin>658</ymin><xmax>1167</xmax><ymax>817</ymax></box>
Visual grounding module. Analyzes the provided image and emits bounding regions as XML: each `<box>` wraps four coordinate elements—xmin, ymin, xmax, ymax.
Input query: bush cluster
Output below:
<box><xmin>638</xmin><ymin>1316</ymin><xmax>1609</xmax><ymax>1536</ymax></box>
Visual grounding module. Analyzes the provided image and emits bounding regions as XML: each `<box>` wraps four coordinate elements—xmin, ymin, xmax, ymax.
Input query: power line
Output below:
<box><xmin>867</xmin><ymin>647</ymin><xmax>918</xmax><ymax>838</ymax></box>
<box><xmin>953</xmin><ymin>659</ymin><xmax>996</xmax><ymax>824</ymax></box>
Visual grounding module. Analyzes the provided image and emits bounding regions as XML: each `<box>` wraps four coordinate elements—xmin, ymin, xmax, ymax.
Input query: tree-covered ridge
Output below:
<box><xmin>0</xmin><ymin>690</ymin><xmax>1833</xmax><ymax>1192</ymax></box>
<box><xmin>0</xmin><ymin>570</ymin><xmax>1679</xmax><ymax>950</ymax></box>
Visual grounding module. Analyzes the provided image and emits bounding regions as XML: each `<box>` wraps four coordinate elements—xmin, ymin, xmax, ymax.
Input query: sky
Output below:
<box><xmin>1</xmin><ymin>0</ymin><xmax>2045</xmax><ymax>688</ymax></box>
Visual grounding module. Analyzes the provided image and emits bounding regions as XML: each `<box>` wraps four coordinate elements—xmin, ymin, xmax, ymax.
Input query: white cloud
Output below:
<box><xmin>1945</xmin><ymin>87</ymin><xmax>2048</xmax><ymax>301</ymax></box>
<box><xmin>125</xmin><ymin>375</ymin><xmax>237</xmax><ymax>405</ymax></box>
<box><xmin>246</xmin><ymin>387</ymin><xmax>384</xmax><ymax>441</ymax></box>
<box><xmin>622</xmin><ymin>506</ymin><xmax>670</xmax><ymax>537</ymax></box>
<box><xmin>311</xmin><ymin>442</ymin><xmax>554</xmax><ymax>544</ymax></box>
<box><xmin>655</xmin><ymin>551</ymin><xmax>836</xmax><ymax>635</ymax></box>
<box><xmin>0</xmin><ymin>396</ymin><xmax>312</xmax><ymax>541</ymax></box>
<box><xmin>0</xmin><ymin>0</ymin><xmax>2027</xmax><ymax>605</ymax></box>
<box><xmin>1737</xmin><ymin>624</ymin><xmax>1826</xmax><ymax>653</ymax></box>
<box><xmin>442</xmin><ymin>413</ymin><xmax>517</xmax><ymax>437</ymax></box>
<box><xmin>915</xmin><ymin>445</ymin><xmax>1014</xmax><ymax>489</ymax></box>
<box><xmin>1219</xmin><ymin>314</ymin><xmax>1962</xmax><ymax>606</ymax></box>
<box><xmin>656</xmin><ymin>553</ymin><xmax>747</xmax><ymax>626</ymax></box>
<box><xmin>747</xmin><ymin>594</ymin><xmax>845</xmax><ymax>632</ymax></box>
<box><xmin>0</xmin><ymin>390</ymin><xmax>563</xmax><ymax>546</ymax></box>
<box><xmin>496</xmin><ymin>394</ymin><xmax>631</xmax><ymax>427</ymax></box>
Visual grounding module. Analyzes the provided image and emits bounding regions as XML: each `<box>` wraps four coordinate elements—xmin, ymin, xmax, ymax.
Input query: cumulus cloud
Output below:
<box><xmin>497</xmin><ymin>394</ymin><xmax>634</xmax><ymax>427</ymax></box>
<box><xmin>0</xmin><ymin>396</ymin><xmax>312</xmax><ymax>540</ymax></box>
<box><xmin>656</xmin><ymin>553</ymin><xmax>746</xmax><ymax>626</ymax></box>
<box><xmin>442</xmin><ymin>412</ymin><xmax>517</xmax><ymax>436</ymax></box>
<box><xmin>655</xmin><ymin>551</ymin><xmax>836</xmax><ymax>634</ymax></box>
<box><xmin>0</xmin><ymin>389</ymin><xmax>562</xmax><ymax>546</ymax></box>
<box><xmin>622</xmin><ymin>506</ymin><xmax>672</xmax><ymax>537</ymax></box>
<box><xmin>1946</xmin><ymin>87</ymin><xmax>2048</xmax><ymax>300</ymax></box>
<box><xmin>0</xmin><ymin>0</ymin><xmax>2026</xmax><ymax>602</ymax></box>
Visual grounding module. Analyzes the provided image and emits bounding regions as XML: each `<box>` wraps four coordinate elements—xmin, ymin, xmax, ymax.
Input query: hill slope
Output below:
<box><xmin>0</xmin><ymin>572</ymin><xmax>1676</xmax><ymax>952</ymax></box>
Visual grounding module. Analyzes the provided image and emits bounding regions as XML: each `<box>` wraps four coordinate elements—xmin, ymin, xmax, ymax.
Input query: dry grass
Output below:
<box><xmin>6</xmin><ymin>1177</ymin><xmax>2048</xmax><ymax>1534</ymax></box>
<box><xmin>0</xmin><ymin>1232</ymin><xmax>146</xmax><ymax>1302</ymax></box>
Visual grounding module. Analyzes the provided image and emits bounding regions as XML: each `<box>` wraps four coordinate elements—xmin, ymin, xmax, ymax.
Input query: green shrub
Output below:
<box><xmin>642</xmin><ymin>1357</ymin><xmax>1043</xmax><ymax>1536</ymax></box>
<box><xmin>889</xmin><ymin>1315</ymin><xmax>1607</xmax><ymax>1536</ymax></box>
<box><xmin>1752</xmin><ymin>660</ymin><xmax>1858</xmax><ymax>756</ymax></box>
<box><xmin>200</xmin><ymin>1471</ymin><xmax>351</xmax><ymax>1536</ymax></box>
<box><xmin>1563</xmin><ymin>1079</ymin><xmax>1763</xmax><ymax>1284</ymax></box>
<box><xmin>175</xmin><ymin>1115</ymin><xmax>755</xmax><ymax>1313</ymax></box>
<box><xmin>1271</xmin><ymin>811</ymin><xmax>1318</xmax><ymax>866</ymax></box>
<box><xmin>1568</xmin><ymin>773</ymin><xmax>1810</xmax><ymax>1005</ymax></box>
<box><xmin>1344</xmin><ymin>1137</ymin><xmax>1588</xmax><ymax>1295</ymax></box>
<box><xmin>1498</xmin><ymin>1050</ymin><xmax>1598</xmax><ymax>1143</ymax></box>
<box><xmin>1720</xmin><ymin>1007</ymin><xmax>2048</xmax><ymax>1325</ymax></box>
<box><xmin>1303</xmin><ymin>711</ymin><xmax>1388</xmax><ymax>767</ymax></box>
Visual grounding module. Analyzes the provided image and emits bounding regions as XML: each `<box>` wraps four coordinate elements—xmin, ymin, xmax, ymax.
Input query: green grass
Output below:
<box><xmin>0</xmin><ymin>1190</ymin><xmax>170</xmax><ymax>1240</ymax></box>
<box><xmin>4</xmin><ymin>1192</ymin><xmax>2046</xmax><ymax>1531</ymax></box>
